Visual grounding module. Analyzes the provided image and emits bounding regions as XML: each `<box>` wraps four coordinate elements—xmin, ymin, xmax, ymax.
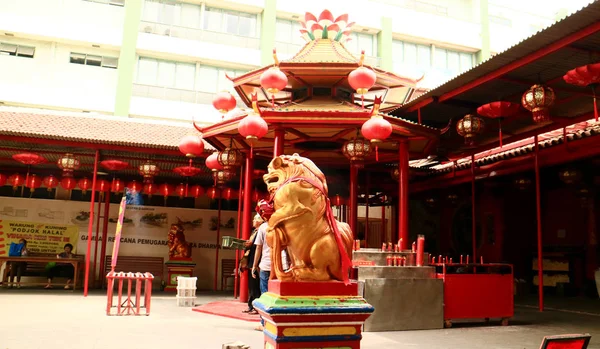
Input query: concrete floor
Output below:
<box><xmin>0</xmin><ymin>289</ymin><xmax>598</xmax><ymax>349</ymax></box>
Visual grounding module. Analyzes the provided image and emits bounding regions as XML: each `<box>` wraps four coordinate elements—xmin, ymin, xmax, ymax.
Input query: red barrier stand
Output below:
<box><xmin>106</xmin><ymin>271</ymin><xmax>154</xmax><ymax>316</ymax></box>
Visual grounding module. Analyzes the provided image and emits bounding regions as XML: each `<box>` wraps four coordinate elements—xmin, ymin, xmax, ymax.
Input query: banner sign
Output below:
<box><xmin>0</xmin><ymin>219</ymin><xmax>79</xmax><ymax>256</ymax></box>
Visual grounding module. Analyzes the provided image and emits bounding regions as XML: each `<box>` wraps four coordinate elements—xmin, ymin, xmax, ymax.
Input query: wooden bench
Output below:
<box><xmin>104</xmin><ymin>255</ymin><xmax>164</xmax><ymax>290</ymax></box>
<box><xmin>1</xmin><ymin>253</ymin><xmax>84</xmax><ymax>289</ymax></box>
<box><xmin>221</xmin><ymin>259</ymin><xmax>236</xmax><ymax>291</ymax></box>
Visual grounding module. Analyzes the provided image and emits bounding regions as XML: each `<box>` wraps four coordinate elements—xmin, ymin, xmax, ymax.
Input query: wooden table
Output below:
<box><xmin>0</xmin><ymin>256</ymin><xmax>83</xmax><ymax>290</ymax></box>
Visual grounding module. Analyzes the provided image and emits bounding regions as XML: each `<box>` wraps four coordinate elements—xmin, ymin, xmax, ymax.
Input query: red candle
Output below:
<box><xmin>416</xmin><ymin>235</ymin><xmax>425</xmax><ymax>267</ymax></box>
<box><xmin>387</xmin><ymin>242</ymin><xmax>393</xmax><ymax>252</ymax></box>
<box><xmin>412</xmin><ymin>241</ymin><xmax>416</xmax><ymax>253</ymax></box>
<box><xmin>381</xmin><ymin>243</ymin><xmax>386</xmax><ymax>252</ymax></box>
<box><xmin>386</xmin><ymin>256</ymin><xmax>392</xmax><ymax>266</ymax></box>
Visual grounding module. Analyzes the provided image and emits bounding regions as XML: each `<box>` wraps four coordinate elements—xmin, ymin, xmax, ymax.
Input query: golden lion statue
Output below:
<box><xmin>167</xmin><ymin>219</ymin><xmax>192</xmax><ymax>260</ymax></box>
<box><xmin>263</xmin><ymin>154</ymin><xmax>354</xmax><ymax>282</ymax></box>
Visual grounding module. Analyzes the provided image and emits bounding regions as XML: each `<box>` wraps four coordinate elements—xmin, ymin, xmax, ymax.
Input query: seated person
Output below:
<box><xmin>8</xmin><ymin>238</ymin><xmax>28</xmax><ymax>289</ymax></box>
<box><xmin>45</xmin><ymin>243</ymin><xmax>76</xmax><ymax>290</ymax></box>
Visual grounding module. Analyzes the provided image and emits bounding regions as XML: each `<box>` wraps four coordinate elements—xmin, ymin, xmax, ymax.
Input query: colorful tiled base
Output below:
<box><xmin>254</xmin><ymin>281</ymin><xmax>374</xmax><ymax>349</ymax></box>
<box><xmin>164</xmin><ymin>260</ymin><xmax>196</xmax><ymax>292</ymax></box>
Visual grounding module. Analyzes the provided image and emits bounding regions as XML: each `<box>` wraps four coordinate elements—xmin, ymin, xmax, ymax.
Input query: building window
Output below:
<box><xmin>345</xmin><ymin>32</ymin><xmax>377</xmax><ymax>57</ymax></box>
<box><xmin>142</xmin><ymin>0</ymin><xmax>202</xmax><ymax>28</ymax></box>
<box><xmin>0</xmin><ymin>42</ymin><xmax>35</xmax><ymax>58</ymax></box>
<box><xmin>392</xmin><ymin>40</ymin><xmax>431</xmax><ymax>70</ymax></box>
<box><xmin>434</xmin><ymin>48</ymin><xmax>474</xmax><ymax>75</ymax></box>
<box><xmin>82</xmin><ymin>0</ymin><xmax>125</xmax><ymax>6</ymax></box>
<box><xmin>275</xmin><ymin>19</ymin><xmax>305</xmax><ymax>46</ymax></box>
<box><xmin>204</xmin><ymin>7</ymin><xmax>257</xmax><ymax>37</ymax></box>
<box><xmin>70</xmin><ymin>53</ymin><xmax>118</xmax><ymax>69</ymax></box>
<box><xmin>137</xmin><ymin>57</ymin><xmax>195</xmax><ymax>90</ymax></box>
<box><xmin>197</xmin><ymin>66</ymin><xmax>246</xmax><ymax>93</ymax></box>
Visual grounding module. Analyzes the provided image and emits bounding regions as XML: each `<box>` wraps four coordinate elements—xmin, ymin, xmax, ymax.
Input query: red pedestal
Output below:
<box><xmin>164</xmin><ymin>259</ymin><xmax>196</xmax><ymax>292</ymax></box>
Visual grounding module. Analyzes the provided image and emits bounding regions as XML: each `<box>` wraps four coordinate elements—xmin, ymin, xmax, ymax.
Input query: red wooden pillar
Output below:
<box><xmin>349</xmin><ymin>163</ymin><xmax>359</xmax><ymax>236</ymax></box>
<box><xmin>214</xmin><ymin>195</ymin><xmax>222</xmax><ymax>291</ymax></box>
<box><xmin>398</xmin><ymin>140</ymin><xmax>409</xmax><ymax>249</ymax></box>
<box><xmin>98</xmin><ymin>192</ymin><xmax>110</xmax><ymax>287</ymax></box>
<box><xmin>92</xmin><ymin>195</ymin><xmax>102</xmax><ymax>287</ymax></box>
<box><xmin>534</xmin><ymin>135</ymin><xmax>544</xmax><ymax>311</ymax></box>
<box><xmin>274</xmin><ymin>128</ymin><xmax>285</xmax><ymax>157</ymax></box>
<box><xmin>471</xmin><ymin>155</ymin><xmax>477</xmax><ymax>261</ymax></box>
<box><xmin>381</xmin><ymin>203</ymin><xmax>386</xmax><ymax>246</ymax></box>
<box><xmin>234</xmin><ymin>165</ymin><xmax>244</xmax><ymax>299</ymax></box>
<box><xmin>84</xmin><ymin>149</ymin><xmax>99</xmax><ymax>297</ymax></box>
<box><xmin>365</xmin><ymin>173</ymin><xmax>370</xmax><ymax>247</ymax></box>
<box><xmin>240</xmin><ymin>153</ymin><xmax>254</xmax><ymax>303</ymax></box>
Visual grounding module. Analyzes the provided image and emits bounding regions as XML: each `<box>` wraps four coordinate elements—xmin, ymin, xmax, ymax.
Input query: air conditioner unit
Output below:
<box><xmin>144</xmin><ymin>26</ymin><xmax>153</xmax><ymax>33</ymax></box>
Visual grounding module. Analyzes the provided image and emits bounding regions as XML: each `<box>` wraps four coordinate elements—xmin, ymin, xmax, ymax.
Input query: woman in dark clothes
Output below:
<box><xmin>239</xmin><ymin>214</ymin><xmax>263</xmax><ymax>314</ymax></box>
<box><xmin>45</xmin><ymin>243</ymin><xmax>75</xmax><ymax>290</ymax></box>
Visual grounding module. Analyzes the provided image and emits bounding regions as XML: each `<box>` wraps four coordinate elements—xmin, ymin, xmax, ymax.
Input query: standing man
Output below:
<box><xmin>239</xmin><ymin>214</ymin><xmax>263</xmax><ymax>314</ymax></box>
<box><xmin>252</xmin><ymin>216</ymin><xmax>270</xmax><ymax>331</ymax></box>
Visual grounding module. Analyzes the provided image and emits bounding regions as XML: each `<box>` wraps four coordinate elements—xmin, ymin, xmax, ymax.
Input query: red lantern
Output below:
<box><xmin>60</xmin><ymin>177</ymin><xmax>76</xmax><ymax>190</ymax></box>
<box><xmin>173</xmin><ymin>164</ymin><xmax>202</xmax><ymax>177</ymax></box>
<box><xmin>0</xmin><ymin>173</ymin><xmax>7</xmax><ymax>187</ymax></box>
<box><xmin>342</xmin><ymin>137</ymin><xmax>372</xmax><ymax>162</ymax></box>
<box><xmin>391</xmin><ymin>167</ymin><xmax>399</xmax><ymax>181</ymax></box>
<box><xmin>101</xmin><ymin>160</ymin><xmax>129</xmax><ymax>172</ymax></box>
<box><xmin>205</xmin><ymin>152</ymin><xmax>223</xmax><ymax>172</ymax></box>
<box><xmin>214</xmin><ymin>169</ymin><xmax>236</xmax><ymax>186</ymax></box>
<box><xmin>12</xmin><ymin>153</ymin><xmax>46</xmax><ymax>165</ymax></box>
<box><xmin>57</xmin><ymin>153</ymin><xmax>80</xmax><ymax>177</ymax></box>
<box><xmin>206</xmin><ymin>187</ymin><xmax>221</xmax><ymax>200</ymax></box>
<box><xmin>95</xmin><ymin>179</ymin><xmax>110</xmax><ymax>192</ymax></box>
<box><xmin>252</xmin><ymin>190</ymin><xmax>265</xmax><ymax>203</ymax></box>
<box><xmin>78</xmin><ymin>177</ymin><xmax>91</xmax><ymax>194</ymax></box>
<box><xmin>27</xmin><ymin>174</ymin><xmax>42</xmax><ymax>190</ymax></box>
<box><xmin>348</xmin><ymin>51</ymin><xmax>376</xmax><ymax>96</ymax></box>
<box><xmin>456</xmin><ymin>114</ymin><xmax>484</xmax><ymax>146</ymax></box>
<box><xmin>477</xmin><ymin>101</ymin><xmax>521</xmax><ymax>147</ymax></box>
<box><xmin>361</xmin><ymin>112</ymin><xmax>392</xmax><ymax>161</ymax></box>
<box><xmin>331</xmin><ymin>194</ymin><xmax>345</xmax><ymax>206</ymax></box>
<box><xmin>9</xmin><ymin>174</ymin><xmax>24</xmax><ymax>189</ymax></box>
<box><xmin>138</xmin><ymin>160</ymin><xmax>160</xmax><ymax>184</ymax></box>
<box><xmin>563</xmin><ymin>62</ymin><xmax>600</xmax><ymax>121</ymax></box>
<box><xmin>127</xmin><ymin>180</ymin><xmax>142</xmax><ymax>193</ymax></box>
<box><xmin>111</xmin><ymin>178</ymin><xmax>124</xmax><ymax>193</ymax></box>
<box><xmin>175</xmin><ymin>183</ymin><xmax>187</xmax><ymax>198</ymax></box>
<box><xmin>158</xmin><ymin>183</ymin><xmax>173</xmax><ymax>198</ymax></box>
<box><xmin>42</xmin><ymin>175</ymin><xmax>58</xmax><ymax>191</ymax></box>
<box><xmin>260</xmin><ymin>54</ymin><xmax>288</xmax><ymax>95</ymax></box>
<box><xmin>143</xmin><ymin>182</ymin><xmax>158</xmax><ymax>197</ymax></box>
<box><xmin>222</xmin><ymin>188</ymin><xmax>239</xmax><ymax>201</ymax></box>
<box><xmin>238</xmin><ymin>114</ymin><xmax>268</xmax><ymax>143</ymax></box>
<box><xmin>212</xmin><ymin>91</ymin><xmax>237</xmax><ymax>114</ymax></box>
<box><xmin>190</xmin><ymin>184</ymin><xmax>205</xmax><ymax>198</ymax></box>
<box><xmin>178</xmin><ymin>135</ymin><xmax>204</xmax><ymax>158</ymax></box>
<box><xmin>521</xmin><ymin>84</ymin><xmax>555</xmax><ymax>123</ymax></box>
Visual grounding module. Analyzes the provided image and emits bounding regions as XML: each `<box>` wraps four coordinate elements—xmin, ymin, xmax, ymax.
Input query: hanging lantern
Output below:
<box><xmin>238</xmin><ymin>94</ymin><xmax>268</xmax><ymax>145</ymax></box>
<box><xmin>77</xmin><ymin>177</ymin><xmax>91</xmax><ymax>195</ymax></box>
<box><xmin>0</xmin><ymin>173</ymin><xmax>7</xmax><ymax>187</ymax></box>
<box><xmin>101</xmin><ymin>160</ymin><xmax>129</xmax><ymax>172</ymax></box>
<box><xmin>190</xmin><ymin>184</ymin><xmax>205</xmax><ymax>198</ymax></box>
<box><xmin>446</xmin><ymin>193</ymin><xmax>459</xmax><ymax>205</ymax></box>
<box><xmin>477</xmin><ymin>101</ymin><xmax>521</xmax><ymax>147</ymax></box>
<box><xmin>111</xmin><ymin>178</ymin><xmax>124</xmax><ymax>193</ymax></box>
<box><xmin>57</xmin><ymin>153</ymin><xmax>80</xmax><ymax>177</ymax></box>
<box><xmin>342</xmin><ymin>137</ymin><xmax>372</xmax><ymax>162</ymax></box>
<box><xmin>173</xmin><ymin>160</ymin><xmax>202</xmax><ymax>177</ymax></box>
<box><xmin>26</xmin><ymin>174</ymin><xmax>42</xmax><ymax>190</ymax></box>
<box><xmin>12</xmin><ymin>152</ymin><xmax>46</xmax><ymax>165</ymax></box>
<box><xmin>360</xmin><ymin>97</ymin><xmax>390</xmax><ymax>161</ymax></box>
<box><xmin>212</xmin><ymin>91</ymin><xmax>237</xmax><ymax>114</ymax></box>
<box><xmin>563</xmin><ymin>62</ymin><xmax>600</xmax><ymax>121</ymax></box>
<box><xmin>260</xmin><ymin>49</ymin><xmax>288</xmax><ymax>103</ymax></box>
<box><xmin>424</xmin><ymin>197</ymin><xmax>437</xmax><ymax>209</ymax></box>
<box><xmin>175</xmin><ymin>183</ymin><xmax>187</xmax><ymax>198</ymax></box>
<box><xmin>60</xmin><ymin>177</ymin><xmax>76</xmax><ymax>190</ymax></box>
<box><xmin>158</xmin><ymin>183</ymin><xmax>173</xmax><ymax>198</ymax></box>
<box><xmin>558</xmin><ymin>169</ymin><xmax>582</xmax><ymax>185</ymax></box>
<box><xmin>42</xmin><ymin>175</ymin><xmax>58</xmax><ymax>191</ymax></box>
<box><xmin>222</xmin><ymin>188</ymin><xmax>239</xmax><ymax>201</ymax></box>
<box><xmin>514</xmin><ymin>178</ymin><xmax>532</xmax><ymax>191</ymax></box>
<box><xmin>95</xmin><ymin>179</ymin><xmax>110</xmax><ymax>192</ymax></box>
<box><xmin>217</xmin><ymin>147</ymin><xmax>242</xmax><ymax>170</ymax></box>
<box><xmin>143</xmin><ymin>182</ymin><xmax>158</xmax><ymax>197</ymax></box>
<box><xmin>138</xmin><ymin>160</ymin><xmax>160</xmax><ymax>183</ymax></box>
<box><xmin>205</xmin><ymin>151</ymin><xmax>223</xmax><ymax>172</ymax></box>
<box><xmin>206</xmin><ymin>187</ymin><xmax>221</xmax><ymax>200</ymax></box>
<box><xmin>127</xmin><ymin>180</ymin><xmax>142</xmax><ymax>193</ymax></box>
<box><xmin>178</xmin><ymin>135</ymin><xmax>205</xmax><ymax>158</ymax></box>
<box><xmin>456</xmin><ymin>114</ymin><xmax>484</xmax><ymax>146</ymax></box>
<box><xmin>521</xmin><ymin>84</ymin><xmax>555</xmax><ymax>123</ymax></box>
<box><xmin>9</xmin><ymin>174</ymin><xmax>24</xmax><ymax>190</ymax></box>
<box><xmin>331</xmin><ymin>194</ymin><xmax>345</xmax><ymax>206</ymax></box>
<box><xmin>348</xmin><ymin>51</ymin><xmax>377</xmax><ymax>96</ymax></box>
<box><xmin>214</xmin><ymin>169</ymin><xmax>236</xmax><ymax>186</ymax></box>
<box><xmin>391</xmin><ymin>167</ymin><xmax>399</xmax><ymax>181</ymax></box>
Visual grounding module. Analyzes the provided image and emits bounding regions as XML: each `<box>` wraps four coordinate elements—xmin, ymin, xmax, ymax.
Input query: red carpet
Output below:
<box><xmin>192</xmin><ymin>301</ymin><xmax>260</xmax><ymax>322</ymax></box>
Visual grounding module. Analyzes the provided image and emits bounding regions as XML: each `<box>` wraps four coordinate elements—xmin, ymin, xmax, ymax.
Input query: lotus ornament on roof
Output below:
<box><xmin>300</xmin><ymin>10</ymin><xmax>354</xmax><ymax>43</ymax></box>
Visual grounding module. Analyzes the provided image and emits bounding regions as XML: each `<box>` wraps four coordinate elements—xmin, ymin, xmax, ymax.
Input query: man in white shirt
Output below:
<box><xmin>252</xmin><ymin>221</ymin><xmax>270</xmax><ymax>294</ymax></box>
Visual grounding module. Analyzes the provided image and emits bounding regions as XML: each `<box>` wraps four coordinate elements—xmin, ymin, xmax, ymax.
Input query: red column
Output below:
<box><xmin>349</xmin><ymin>163</ymin><xmax>359</xmax><ymax>237</ymax></box>
<box><xmin>91</xmin><ymin>196</ymin><xmax>102</xmax><ymax>287</ymax></box>
<box><xmin>381</xmin><ymin>204</ymin><xmax>386</xmax><ymax>246</ymax></box>
<box><xmin>274</xmin><ymin>128</ymin><xmax>285</xmax><ymax>157</ymax></box>
<box><xmin>471</xmin><ymin>155</ymin><xmax>477</xmax><ymax>261</ymax></box>
<box><xmin>365</xmin><ymin>173</ymin><xmax>369</xmax><ymax>247</ymax></box>
<box><xmin>234</xmin><ymin>165</ymin><xmax>244</xmax><ymax>299</ymax></box>
<box><xmin>214</xmin><ymin>195</ymin><xmax>222</xmax><ymax>291</ymax></box>
<box><xmin>84</xmin><ymin>149</ymin><xmax>99</xmax><ymax>297</ymax></box>
<box><xmin>98</xmin><ymin>192</ymin><xmax>110</xmax><ymax>287</ymax></box>
<box><xmin>534</xmin><ymin>135</ymin><xmax>544</xmax><ymax>311</ymax></box>
<box><xmin>398</xmin><ymin>140</ymin><xmax>409</xmax><ymax>250</ymax></box>
<box><xmin>240</xmin><ymin>153</ymin><xmax>254</xmax><ymax>303</ymax></box>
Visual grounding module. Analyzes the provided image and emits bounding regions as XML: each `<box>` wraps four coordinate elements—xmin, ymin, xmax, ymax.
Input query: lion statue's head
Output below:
<box><xmin>263</xmin><ymin>153</ymin><xmax>329</xmax><ymax>198</ymax></box>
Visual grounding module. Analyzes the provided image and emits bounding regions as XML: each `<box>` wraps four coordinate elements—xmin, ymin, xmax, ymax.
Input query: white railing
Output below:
<box><xmin>139</xmin><ymin>21</ymin><xmax>260</xmax><ymax>50</ymax></box>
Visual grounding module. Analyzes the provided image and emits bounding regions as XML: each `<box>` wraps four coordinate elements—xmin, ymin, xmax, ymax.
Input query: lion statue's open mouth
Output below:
<box><xmin>263</xmin><ymin>153</ymin><xmax>354</xmax><ymax>283</ymax></box>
